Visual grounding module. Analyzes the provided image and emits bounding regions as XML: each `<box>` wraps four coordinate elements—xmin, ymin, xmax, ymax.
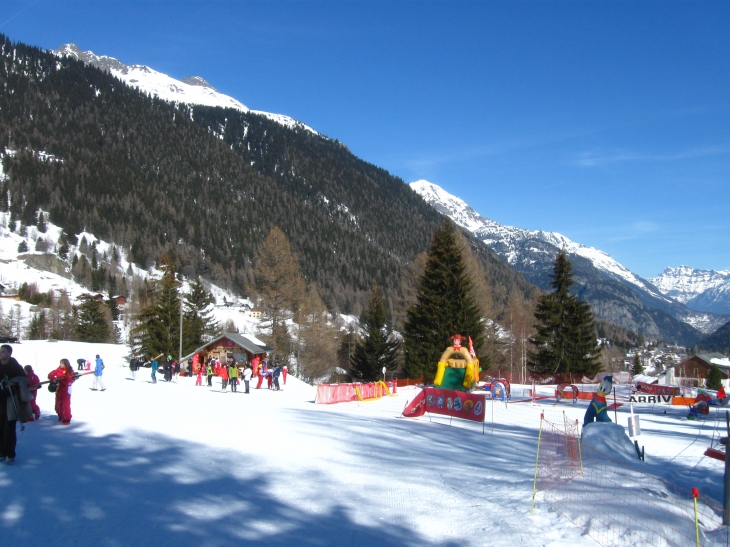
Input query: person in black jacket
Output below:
<box><xmin>0</xmin><ymin>344</ymin><xmax>27</xmax><ymax>463</ymax></box>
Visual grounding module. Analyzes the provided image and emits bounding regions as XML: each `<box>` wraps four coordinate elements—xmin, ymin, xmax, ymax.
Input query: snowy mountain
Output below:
<box><xmin>410</xmin><ymin>180</ymin><xmax>727</xmax><ymax>342</ymax></box>
<box><xmin>650</xmin><ymin>266</ymin><xmax>730</xmax><ymax>315</ymax></box>
<box><xmin>54</xmin><ymin>44</ymin><xmax>317</xmax><ymax>135</ymax></box>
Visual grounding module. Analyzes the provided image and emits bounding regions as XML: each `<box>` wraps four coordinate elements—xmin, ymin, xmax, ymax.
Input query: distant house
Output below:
<box><xmin>251</xmin><ymin>308</ymin><xmax>262</xmax><ymax>319</ymax></box>
<box><xmin>664</xmin><ymin>353</ymin><xmax>730</xmax><ymax>388</ymax></box>
<box><xmin>112</xmin><ymin>295</ymin><xmax>127</xmax><ymax>305</ymax></box>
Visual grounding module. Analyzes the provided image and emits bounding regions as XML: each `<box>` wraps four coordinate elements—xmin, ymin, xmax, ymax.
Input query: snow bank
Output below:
<box><xmin>581</xmin><ymin>422</ymin><xmax>638</xmax><ymax>464</ymax></box>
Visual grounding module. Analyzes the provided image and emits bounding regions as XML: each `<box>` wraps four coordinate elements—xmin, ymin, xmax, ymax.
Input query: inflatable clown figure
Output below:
<box><xmin>584</xmin><ymin>376</ymin><xmax>613</xmax><ymax>426</ymax></box>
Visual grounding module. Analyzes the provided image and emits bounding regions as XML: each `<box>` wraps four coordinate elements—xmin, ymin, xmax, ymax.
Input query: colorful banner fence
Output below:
<box><xmin>402</xmin><ymin>387</ymin><xmax>486</xmax><ymax>423</ymax></box>
<box><xmin>316</xmin><ymin>382</ymin><xmax>395</xmax><ymax>404</ymax></box>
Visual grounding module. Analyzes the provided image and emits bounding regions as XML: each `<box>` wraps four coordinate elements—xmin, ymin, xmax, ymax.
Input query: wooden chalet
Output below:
<box><xmin>665</xmin><ymin>353</ymin><xmax>730</xmax><ymax>387</ymax></box>
<box><xmin>180</xmin><ymin>332</ymin><xmax>274</xmax><ymax>366</ymax></box>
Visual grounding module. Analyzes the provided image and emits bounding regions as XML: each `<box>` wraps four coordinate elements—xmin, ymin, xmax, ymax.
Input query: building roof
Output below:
<box><xmin>180</xmin><ymin>332</ymin><xmax>274</xmax><ymax>362</ymax></box>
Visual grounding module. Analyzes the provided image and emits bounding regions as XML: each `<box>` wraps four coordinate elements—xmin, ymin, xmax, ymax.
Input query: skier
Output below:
<box><xmin>272</xmin><ymin>362</ymin><xmax>282</xmax><ymax>391</ymax></box>
<box><xmin>129</xmin><ymin>355</ymin><xmax>139</xmax><ymax>380</ymax></box>
<box><xmin>228</xmin><ymin>359</ymin><xmax>239</xmax><ymax>392</ymax></box>
<box><xmin>150</xmin><ymin>357</ymin><xmax>159</xmax><ymax>384</ymax></box>
<box><xmin>163</xmin><ymin>356</ymin><xmax>172</xmax><ymax>382</ymax></box>
<box><xmin>219</xmin><ymin>362</ymin><xmax>229</xmax><ymax>393</ymax></box>
<box><xmin>242</xmin><ymin>364</ymin><xmax>252</xmax><ymax>394</ymax></box>
<box><xmin>257</xmin><ymin>358</ymin><xmax>268</xmax><ymax>390</ymax></box>
<box><xmin>282</xmin><ymin>364</ymin><xmax>288</xmax><ymax>385</ymax></box>
<box><xmin>195</xmin><ymin>362</ymin><xmax>203</xmax><ymax>386</ymax></box>
<box><xmin>23</xmin><ymin>365</ymin><xmax>41</xmax><ymax>421</ymax></box>
<box><xmin>206</xmin><ymin>359</ymin><xmax>214</xmax><ymax>387</ymax></box>
<box><xmin>171</xmin><ymin>359</ymin><xmax>179</xmax><ymax>383</ymax></box>
<box><xmin>0</xmin><ymin>344</ymin><xmax>28</xmax><ymax>463</ymax></box>
<box><xmin>48</xmin><ymin>358</ymin><xmax>75</xmax><ymax>425</ymax></box>
<box><xmin>76</xmin><ymin>358</ymin><xmax>86</xmax><ymax>371</ymax></box>
<box><xmin>92</xmin><ymin>354</ymin><xmax>106</xmax><ymax>391</ymax></box>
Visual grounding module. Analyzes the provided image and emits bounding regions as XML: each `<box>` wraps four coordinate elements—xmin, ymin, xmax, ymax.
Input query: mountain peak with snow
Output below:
<box><xmin>410</xmin><ymin>180</ymin><xmax>728</xmax><ymax>338</ymax></box>
<box><xmin>181</xmin><ymin>76</ymin><xmax>217</xmax><ymax>90</ymax></box>
<box><xmin>650</xmin><ymin>266</ymin><xmax>730</xmax><ymax>314</ymax></box>
<box><xmin>54</xmin><ymin>44</ymin><xmax>318</xmax><ymax>135</ymax></box>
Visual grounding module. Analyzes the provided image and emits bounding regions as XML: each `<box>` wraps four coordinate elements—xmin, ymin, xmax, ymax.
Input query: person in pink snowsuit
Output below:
<box><xmin>282</xmin><ymin>365</ymin><xmax>288</xmax><ymax>385</ymax></box>
<box><xmin>24</xmin><ymin>365</ymin><xmax>41</xmax><ymax>420</ymax></box>
<box><xmin>195</xmin><ymin>365</ymin><xmax>203</xmax><ymax>386</ymax></box>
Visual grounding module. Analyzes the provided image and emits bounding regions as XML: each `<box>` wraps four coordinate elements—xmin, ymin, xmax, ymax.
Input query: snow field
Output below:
<box><xmin>0</xmin><ymin>340</ymin><xmax>726</xmax><ymax>546</ymax></box>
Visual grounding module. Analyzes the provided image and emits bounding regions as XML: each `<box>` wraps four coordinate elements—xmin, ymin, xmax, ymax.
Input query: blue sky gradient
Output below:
<box><xmin>1</xmin><ymin>0</ymin><xmax>728</xmax><ymax>278</ymax></box>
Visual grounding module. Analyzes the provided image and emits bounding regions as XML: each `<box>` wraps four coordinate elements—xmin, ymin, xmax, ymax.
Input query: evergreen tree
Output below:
<box><xmin>528</xmin><ymin>251</ymin><xmax>602</xmax><ymax>376</ymax></box>
<box><xmin>36</xmin><ymin>210</ymin><xmax>47</xmax><ymax>233</ymax></box>
<box><xmin>134</xmin><ymin>253</ymin><xmax>181</xmax><ymax>358</ymax></box>
<box><xmin>254</xmin><ymin>227</ymin><xmax>305</xmax><ymax>362</ymax></box>
<box><xmin>17</xmin><ymin>240</ymin><xmax>28</xmax><ymax>253</ymax></box>
<box><xmin>105</xmin><ymin>295</ymin><xmax>121</xmax><ymax>321</ymax></box>
<box><xmin>706</xmin><ymin>364</ymin><xmax>723</xmax><ymax>390</ymax></box>
<box><xmin>295</xmin><ymin>285</ymin><xmax>338</xmax><ymax>382</ymax></box>
<box><xmin>75</xmin><ymin>299</ymin><xmax>111</xmax><ymax>343</ymax></box>
<box><xmin>402</xmin><ymin>219</ymin><xmax>485</xmax><ymax>381</ymax></box>
<box><xmin>182</xmin><ymin>276</ymin><xmax>219</xmax><ymax>355</ymax></box>
<box><xmin>631</xmin><ymin>353</ymin><xmax>644</xmax><ymax>376</ymax></box>
<box><xmin>350</xmin><ymin>286</ymin><xmax>399</xmax><ymax>381</ymax></box>
<box><xmin>26</xmin><ymin>310</ymin><xmax>48</xmax><ymax>340</ymax></box>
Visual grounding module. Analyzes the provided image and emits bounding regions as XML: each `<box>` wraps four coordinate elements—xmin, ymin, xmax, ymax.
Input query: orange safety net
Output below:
<box><xmin>532</xmin><ymin>414</ymin><xmax>727</xmax><ymax>546</ymax></box>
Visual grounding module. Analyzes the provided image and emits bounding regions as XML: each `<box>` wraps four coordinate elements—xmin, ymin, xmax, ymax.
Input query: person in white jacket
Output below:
<box><xmin>242</xmin><ymin>364</ymin><xmax>252</xmax><ymax>394</ymax></box>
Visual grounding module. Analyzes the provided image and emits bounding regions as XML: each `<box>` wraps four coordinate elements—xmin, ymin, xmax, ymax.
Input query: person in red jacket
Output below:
<box><xmin>23</xmin><ymin>365</ymin><xmax>41</xmax><ymax>421</ymax></box>
<box><xmin>219</xmin><ymin>362</ymin><xmax>229</xmax><ymax>393</ymax></box>
<box><xmin>48</xmin><ymin>359</ymin><xmax>75</xmax><ymax>425</ymax></box>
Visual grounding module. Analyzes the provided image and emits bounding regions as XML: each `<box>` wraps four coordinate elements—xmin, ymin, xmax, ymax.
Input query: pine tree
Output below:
<box><xmin>182</xmin><ymin>276</ymin><xmax>219</xmax><ymax>355</ymax></box>
<box><xmin>295</xmin><ymin>285</ymin><xmax>338</xmax><ymax>382</ymax></box>
<box><xmin>631</xmin><ymin>353</ymin><xmax>644</xmax><ymax>376</ymax></box>
<box><xmin>26</xmin><ymin>310</ymin><xmax>48</xmax><ymax>340</ymax></box>
<box><xmin>36</xmin><ymin>210</ymin><xmax>47</xmax><ymax>233</ymax></box>
<box><xmin>528</xmin><ymin>251</ymin><xmax>602</xmax><ymax>376</ymax></box>
<box><xmin>402</xmin><ymin>219</ymin><xmax>485</xmax><ymax>381</ymax></box>
<box><xmin>254</xmin><ymin>227</ymin><xmax>305</xmax><ymax>362</ymax></box>
<box><xmin>134</xmin><ymin>253</ymin><xmax>181</xmax><ymax>358</ymax></box>
<box><xmin>706</xmin><ymin>364</ymin><xmax>723</xmax><ymax>390</ymax></box>
<box><xmin>350</xmin><ymin>286</ymin><xmax>399</xmax><ymax>381</ymax></box>
<box><xmin>17</xmin><ymin>240</ymin><xmax>28</xmax><ymax>253</ymax></box>
<box><xmin>75</xmin><ymin>299</ymin><xmax>111</xmax><ymax>343</ymax></box>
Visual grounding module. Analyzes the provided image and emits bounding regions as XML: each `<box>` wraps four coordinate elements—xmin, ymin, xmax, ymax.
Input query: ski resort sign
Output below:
<box><xmin>629</xmin><ymin>394</ymin><xmax>674</xmax><ymax>404</ymax></box>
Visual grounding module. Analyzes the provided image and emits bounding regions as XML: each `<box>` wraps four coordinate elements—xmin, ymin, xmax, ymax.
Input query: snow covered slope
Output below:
<box><xmin>54</xmin><ymin>44</ymin><xmax>317</xmax><ymax>134</ymax></box>
<box><xmin>650</xmin><ymin>266</ymin><xmax>730</xmax><ymax>315</ymax></box>
<box><xmin>410</xmin><ymin>180</ymin><xmax>726</xmax><ymax>339</ymax></box>
<box><xmin>0</xmin><ymin>340</ymin><xmax>724</xmax><ymax>547</ymax></box>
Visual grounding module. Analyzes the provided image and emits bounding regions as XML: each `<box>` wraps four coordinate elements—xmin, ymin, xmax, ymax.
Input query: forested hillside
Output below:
<box><xmin>0</xmin><ymin>35</ymin><xmax>535</xmax><ymax>315</ymax></box>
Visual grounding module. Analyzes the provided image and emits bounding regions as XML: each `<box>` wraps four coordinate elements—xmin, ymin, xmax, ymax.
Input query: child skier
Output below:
<box><xmin>23</xmin><ymin>365</ymin><xmax>41</xmax><ymax>421</ymax></box>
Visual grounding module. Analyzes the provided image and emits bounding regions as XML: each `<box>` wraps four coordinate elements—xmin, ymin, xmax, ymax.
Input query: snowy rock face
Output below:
<box><xmin>650</xmin><ymin>266</ymin><xmax>730</xmax><ymax>315</ymax></box>
<box><xmin>410</xmin><ymin>180</ymin><xmax>726</xmax><ymax>340</ymax></box>
<box><xmin>54</xmin><ymin>44</ymin><xmax>317</xmax><ymax>135</ymax></box>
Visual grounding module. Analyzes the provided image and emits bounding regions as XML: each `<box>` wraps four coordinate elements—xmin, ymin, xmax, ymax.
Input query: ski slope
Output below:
<box><xmin>0</xmin><ymin>341</ymin><xmax>726</xmax><ymax>546</ymax></box>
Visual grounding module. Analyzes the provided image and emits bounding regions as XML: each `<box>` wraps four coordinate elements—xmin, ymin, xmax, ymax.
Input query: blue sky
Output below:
<box><xmin>1</xmin><ymin>0</ymin><xmax>728</xmax><ymax>278</ymax></box>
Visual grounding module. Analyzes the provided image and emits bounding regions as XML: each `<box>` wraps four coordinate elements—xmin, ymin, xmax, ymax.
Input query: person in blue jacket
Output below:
<box><xmin>150</xmin><ymin>357</ymin><xmax>159</xmax><ymax>384</ymax></box>
<box><xmin>92</xmin><ymin>354</ymin><xmax>106</xmax><ymax>391</ymax></box>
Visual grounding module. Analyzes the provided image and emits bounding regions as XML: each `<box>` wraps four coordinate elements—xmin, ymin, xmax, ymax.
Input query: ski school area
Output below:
<box><xmin>2</xmin><ymin>340</ymin><xmax>729</xmax><ymax>547</ymax></box>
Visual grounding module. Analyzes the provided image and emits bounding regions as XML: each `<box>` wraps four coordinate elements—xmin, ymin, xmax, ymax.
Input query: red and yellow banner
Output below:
<box><xmin>403</xmin><ymin>387</ymin><xmax>486</xmax><ymax>423</ymax></box>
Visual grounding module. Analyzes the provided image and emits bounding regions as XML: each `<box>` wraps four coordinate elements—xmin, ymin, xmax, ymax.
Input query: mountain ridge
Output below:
<box><xmin>54</xmin><ymin>43</ymin><xmax>318</xmax><ymax>135</ymax></box>
<box><xmin>410</xmin><ymin>180</ymin><xmax>726</xmax><ymax>343</ymax></box>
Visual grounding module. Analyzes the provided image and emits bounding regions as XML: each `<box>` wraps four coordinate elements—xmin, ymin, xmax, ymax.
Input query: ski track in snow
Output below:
<box><xmin>0</xmin><ymin>342</ymin><xmax>725</xmax><ymax>546</ymax></box>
